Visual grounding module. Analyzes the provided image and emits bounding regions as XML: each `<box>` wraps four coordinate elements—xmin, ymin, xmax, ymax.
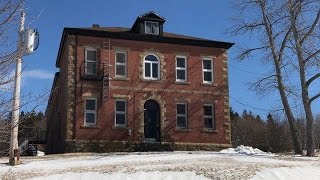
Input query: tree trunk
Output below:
<box><xmin>259</xmin><ymin>0</ymin><xmax>302</xmax><ymax>154</ymax></box>
<box><xmin>289</xmin><ymin>0</ymin><xmax>316</xmax><ymax>156</ymax></box>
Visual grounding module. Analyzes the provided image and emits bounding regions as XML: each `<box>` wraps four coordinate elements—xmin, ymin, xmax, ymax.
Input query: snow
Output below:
<box><xmin>37</xmin><ymin>151</ymin><xmax>45</xmax><ymax>156</ymax></box>
<box><xmin>220</xmin><ymin>145</ymin><xmax>273</xmax><ymax>156</ymax></box>
<box><xmin>252</xmin><ymin>167</ymin><xmax>320</xmax><ymax>180</ymax></box>
<box><xmin>0</xmin><ymin>150</ymin><xmax>319</xmax><ymax>179</ymax></box>
<box><xmin>30</xmin><ymin>171</ymin><xmax>210</xmax><ymax>180</ymax></box>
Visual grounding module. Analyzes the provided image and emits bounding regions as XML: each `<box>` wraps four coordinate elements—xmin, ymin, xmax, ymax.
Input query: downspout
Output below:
<box><xmin>73</xmin><ymin>35</ymin><xmax>78</xmax><ymax>140</ymax></box>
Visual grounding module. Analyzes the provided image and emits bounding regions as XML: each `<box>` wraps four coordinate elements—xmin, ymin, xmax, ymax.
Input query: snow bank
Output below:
<box><xmin>37</xmin><ymin>151</ymin><xmax>44</xmax><ymax>156</ymax></box>
<box><xmin>251</xmin><ymin>167</ymin><xmax>320</xmax><ymax>180</ymax></box>
<box><xmin>220</xmin><ymin>145</ymin><xmax>271</xmax><ymax>156</ymax></box>
<box><xmin>29</xmin><ymin>171</ymin><xmax>210</xmax><ymax>180</ymax></box>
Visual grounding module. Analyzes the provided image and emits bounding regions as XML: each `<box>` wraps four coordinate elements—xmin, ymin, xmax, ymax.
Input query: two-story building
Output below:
<box><xmin>45</xmin><ymin>11</ymin><xmax>234</xmax><ymax>154</ymax></box>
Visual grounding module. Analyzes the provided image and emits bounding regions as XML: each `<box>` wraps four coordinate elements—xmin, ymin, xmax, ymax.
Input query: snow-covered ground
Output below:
<box><xmin>0</xmin><ymin>146</ymin><xmax>319</xmax><ymax>180</ymax></box>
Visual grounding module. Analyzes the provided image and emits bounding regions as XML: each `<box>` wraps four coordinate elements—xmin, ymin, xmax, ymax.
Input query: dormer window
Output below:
<box><xmin>145</xmin><ymin>21</ymin><xmax>159</xmax><ymax>35</ymax></box>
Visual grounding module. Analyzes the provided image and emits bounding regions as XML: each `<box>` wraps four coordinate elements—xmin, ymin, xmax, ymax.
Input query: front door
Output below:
<box><xmin>144</xmin><ymin>100</ymin><xmax>160</xmax><ymax>143</ymax></box>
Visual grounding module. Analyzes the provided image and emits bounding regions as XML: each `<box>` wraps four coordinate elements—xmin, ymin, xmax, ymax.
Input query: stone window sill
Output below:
<box><xmin>114</xmin><ymin>77</ymin><xmax>130</xmax><ymax>81</ymax></box>
<box><xmin>201</xmin><ymin>83</ymin><xmax>217</xmax><ymax>87</ymax></box>
<box><xmin>112</xmin><ymin>126</ymin><xmax>130</xmax><ymax>130</ymax></box>
<box><xmin>174</xmin><ymin>81</ymin><xmax>190</xmax><ymax>85</ymax></box>
<box><xmin>174</xmin><ymin>128</ymin><xmax>191</xmax><ymax>132</ymax></box>
<box><xmin>140</xmin><ymin>79</ymin><xmax>162</xmax><ymax>83</ymax></box>
<box><xmin>201</xmin><ymin>128</ymin><xmax>218</xmax><ymax>134</ymax></box>
<box><xmin>80</xmin><ymin>125</ymin><xmax>100</xmax><ymax>129</ymax></box>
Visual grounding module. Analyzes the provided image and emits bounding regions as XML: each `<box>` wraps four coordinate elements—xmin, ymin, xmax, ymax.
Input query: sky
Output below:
<box><xmin>17</xmin><ymin>0</ymin><xmax>319</xmax><ymax>118</ymax></box>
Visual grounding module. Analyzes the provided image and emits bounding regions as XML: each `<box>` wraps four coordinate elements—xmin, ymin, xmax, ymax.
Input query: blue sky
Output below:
<box><xmin>20</xmin><ymin>0</ymin><xmax>319</xmax><ymax>118</ymax></box>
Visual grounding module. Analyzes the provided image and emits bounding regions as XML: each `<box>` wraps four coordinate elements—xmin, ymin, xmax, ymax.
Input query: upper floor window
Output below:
<box><xmin>85</xmin><ymin>48</ymin><xmax>97</xmax><ymax>75</ymax></box>
<box><xmin>176</xmin><ymin>56</ymin><xmax>187</xmax><ymax>82</ymax></box>
<box><xmin>202</xmin><ymin>58</ymin><xmax>213</xmax><ymax>83</ymax></box>
<box><xmin>85</xmin><ymin>98</ymin><xmax>97</xmax><ymax>126</ymax></box>
<box><xmin>115</xmin><ymin>99</ymin><xmax>127</xmax><ymax>127</ymax></box>
<box><xmin>176</xmin><ymin>102</ymin><xmax>187</xmax><ymax>129</ymax></box>
<box><xmin>115</xmin><ymin>51</ymin><xmax>127</xmax><ymax>78</ymax></box>
<box><xmin>144</xmin><ymin>54</ymin><xmax>160</xmax><ymax>80</ymax></box>
<box><xmin>203</xmin><ymin>104</ymin><xmax>214</xmax><ymax>129</ymax></box>
<box><xmin>145</xmin><ymin>21</ymin><xmax>159</xmax><ymax>35</ymax></box>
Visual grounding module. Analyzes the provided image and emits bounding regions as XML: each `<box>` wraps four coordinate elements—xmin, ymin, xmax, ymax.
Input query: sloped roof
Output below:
<box><xmin>56</xmin><ymin>26</ymin><xmax>234</xmax><ymax>67</ymax></box>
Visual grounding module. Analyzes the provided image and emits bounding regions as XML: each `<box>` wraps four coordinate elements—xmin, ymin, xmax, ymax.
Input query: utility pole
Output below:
<box><xmin>9</xmin><ymin>11</ymin><xmax>25</xmax><ymax>166</ymax></box>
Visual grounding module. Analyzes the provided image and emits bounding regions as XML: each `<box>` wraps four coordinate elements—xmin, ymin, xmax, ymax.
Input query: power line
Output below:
<box><xmin>230</xmin><ymin>96</ymin><xmax>284</xmax><ymax>112</ymax></box>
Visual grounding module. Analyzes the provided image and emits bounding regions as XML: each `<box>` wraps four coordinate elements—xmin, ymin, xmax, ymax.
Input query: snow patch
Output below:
<box><xmin>37</xmin><ymin>151</ymin><xmax>44</xmax><ymax>156</ymax></box>
<box><xmin>220</xmin><ymin>145</ymin><xmax>272</xmax><ymax>156</ymax></box>
<box><xmin>29</xmin><ymin>171</ymin><xmax>210</xmax><ymax>180</ymax></box>
<box><xmin>251</xmin><ymin>167</ymin><xmax>320</xmax><ymax>180</ymax></box>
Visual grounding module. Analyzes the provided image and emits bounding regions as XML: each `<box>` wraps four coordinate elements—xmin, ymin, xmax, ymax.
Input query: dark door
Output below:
<box><xmin>144</xmin><ymin>100</ymin><xmax>160</xmax><ymax>143</ymax></box>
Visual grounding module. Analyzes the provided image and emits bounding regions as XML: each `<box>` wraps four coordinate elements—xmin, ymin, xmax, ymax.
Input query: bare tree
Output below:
<box><xmin>230</xmin><ymin>0</ymin><xmax>302</xmax><ymax>154</ymax></box>
<box><xmin>287</xmin><ymin>0</ymin><xmax>319</xmax><ymax>157</ymax></box>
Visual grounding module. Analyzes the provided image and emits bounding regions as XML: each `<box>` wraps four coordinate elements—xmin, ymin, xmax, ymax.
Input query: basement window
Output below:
<box><xmin>85</xmin><ymin>98</ymin><xmax>97</xmax><ymax>126</ymax></box>
<box><xmin>145</xmin><ymin>21</ymin><xmax>159</xmax><ymax>35</ymax></box>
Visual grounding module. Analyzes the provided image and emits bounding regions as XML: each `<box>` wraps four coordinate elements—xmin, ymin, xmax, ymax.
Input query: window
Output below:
<box><xmin>115</xmin><ymin>52</ymin><xmax>127</xmax><ymax>78</ymax></box>
<box><xmin>202</xmin><ymin>58</ymin><xmax>213</xmax><ymax>83</ymax></box>
<box><xmin>85</xmin><ymin>98</ymin><xmax>97</xmax><ymax>126</ymax></box>
<box><xmin>145</xmin><ymin>21</ymin><xmax>159</xmax><ymax>35</ymax></box>
<box><xmin>203</xmin><ymin>104</ymin><xmax>214</xmax><ymax>129</ymax></box>
<box><xmin>85</xmin><ymin>48</ymin><xmax>97</xmax><ymax>75</ymax></box>
<box><xmin>144</xmin><ymin>54</ymin><xmax>160</xmax><ymax>80</ymax></box>
<box><xmin>176</xmin><ymin>103</ymin><xmax>187</xmax><ymax>129</ymax></box>
<box><xmin>176</xmin><ymin>56</ymin><xmax>187</xmax><ymax>82</ymax></box>
<box><xmin>115</xmin><ymin>99</ymin><xmax>127</xmax><ymax>126</ymax></box>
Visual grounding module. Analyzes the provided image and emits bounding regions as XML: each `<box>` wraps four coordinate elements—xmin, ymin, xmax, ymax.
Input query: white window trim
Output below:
<box><xmin>143</xmin><ymin>54</ymin><xmax>160</xmax><ymax>80</ymax></box>
<box><xmin>175</xmin><ymin>56</ymin><xmax>187</xmax><ymax>82</ymax></box>
<box><xmin>85</xmin><ymin>47</ymin><xmax>97</xmax><ymax>75</ymax></box>
<box><xmin>145</xmin><ymin>21</ymin><xmax>159</xmax><ymax>35</ymax></box>
<box><xmin>202</xmin><ymin>58</ymin><xmax>213</xmax><ymax>84</ymax></box>
<box><xmin>176</xmin><ymin>102</ymin><xmax>188</xmax><ymax>129</ymax></box>
<box><xmin>84</xmin><ymin>98</ymin><xmax>97</xmax><ymax>126</ymax></box>
<box><xmin>115</xmin><ymin>99</ymin><xmax>127</xmax><ymax>127</ymax></box>
<box><xmin>203</xmin><ymin>104</ymin><xmax>214</xmax><ymax>129</ymax></box>
<box><xmin>115</xmin><ymin>51</ymin><xmax>127</xmax><ymax>78</ymax></box>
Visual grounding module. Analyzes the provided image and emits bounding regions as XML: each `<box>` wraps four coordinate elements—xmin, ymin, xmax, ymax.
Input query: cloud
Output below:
<box><xmin>23</xmin><ymin>69</ymin><xmax>54</xmax><ymax>80</ymax></box>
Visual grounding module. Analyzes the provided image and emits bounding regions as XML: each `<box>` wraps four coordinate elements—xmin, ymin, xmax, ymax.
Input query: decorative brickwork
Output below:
<box><xmin>66</xmin><ymin>35</ymin><xmax>76</xmax><ymax>140</ymax></box>
<box><xmin>139</xmin><ymin>49</ymin><xmax>166</xmax><ymax>81</ymax></box>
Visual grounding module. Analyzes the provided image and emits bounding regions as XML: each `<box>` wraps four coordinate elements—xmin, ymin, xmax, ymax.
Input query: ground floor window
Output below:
<box><xmin>85</xmin><ymin>98</ymin><xmax>97</xmax><ymax>126</ymax></box>
<box><xmin>115</xmin><ymin>99</ymin><xmax>127</xmax><ymax>126</ymax></box>
<box><xmin>176</xmin><ymin>103</ymin><xmax>187</xmax><ymax>129</ymax></box>
<box><xmin>203</xmin><ymin>104</ymin><xmax>214</xmax><ymax>129</ymax></box>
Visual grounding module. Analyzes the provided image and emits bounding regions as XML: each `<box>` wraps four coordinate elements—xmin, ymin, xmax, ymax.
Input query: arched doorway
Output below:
<box><xmin>144</xmin><ymin>100</ymin><xmax>160</xmax><ymax>143</ymax></box>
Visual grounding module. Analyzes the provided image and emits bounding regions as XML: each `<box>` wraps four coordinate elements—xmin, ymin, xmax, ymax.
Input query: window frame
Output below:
<box><xmin>144</xmin><ymin>21</ymin><xmax>159</xmax><ymax>35</ymax></box>
<box><xmin>143</xmin><ymin>54</ymin><xmax>160</xmax><ymax>80</ymax></box>
<box><xmin>85</xmin><ymin>48</ymin><xmax>98</xmax><ymax>75</ymax></box>
<box><xmin>115</xmin><ymin>99</ymin><xmax>127</xmax><ymax>127</ymax></box>
<box><xmin>115</xmin><ymin>51</ymin><xmax>127</xmax><ymax>78</ymax></box>
<box><xmin>84</xmin><ymin>98</ymin><xmax>97</xmax><ymax>126</ymax></box>
<box><xmin>202</xmin><ymin>58</ymin><xmax>213</xmax><ymax>84</ymax></box>
<box><xmin>176</xmin><ymin>102</ymin><xmax>188</xmax><ymax>129</ymax></box>
<box><xmin>203</xmin><ymin>104</ymin><xmax>214</xmax><ymax>129</ymax></box>
<box><xmin>175</xmin><ymin>56</ymin><xmax>187</xmax><ymax>82</ymax></box>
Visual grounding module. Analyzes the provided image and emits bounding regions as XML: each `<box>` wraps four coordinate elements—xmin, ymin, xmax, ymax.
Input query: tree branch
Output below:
<box><xmin>310</xmin><ymin>92</ymin><xmax>320</xmax><ymax>104</ymax></box>
<box><xmin>300</xmin><ymin>10</ymin><xmax>320</xmax><ymax>44</ymax></box>
<box><xmin>304</xmin><ymin>49</ymin><xmax>320</xmax><ymax>63</ymax></box>
<box><xmin>306</xmin><ymin>73</ymin><xmax>320</xmax><ymax>88</ymax></box>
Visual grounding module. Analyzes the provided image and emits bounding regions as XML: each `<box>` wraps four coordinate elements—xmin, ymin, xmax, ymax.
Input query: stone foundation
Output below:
<box><xmin>64</xmin><ymin>139</ymin><xmax>232</xmax><ymax>153</ymax></box>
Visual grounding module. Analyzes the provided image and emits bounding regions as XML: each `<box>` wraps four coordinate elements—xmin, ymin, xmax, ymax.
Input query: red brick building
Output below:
<box><xmin>46</xmin><ymin>12</ymin><xmax>234</xmax><ymax>154</ymax></box>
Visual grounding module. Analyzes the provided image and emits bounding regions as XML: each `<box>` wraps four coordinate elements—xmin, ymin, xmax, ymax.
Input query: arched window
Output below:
<box><xmin>144</xmin><ymin>54</ymin><xmax>160</xmax><ymax>80</ymax></box>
